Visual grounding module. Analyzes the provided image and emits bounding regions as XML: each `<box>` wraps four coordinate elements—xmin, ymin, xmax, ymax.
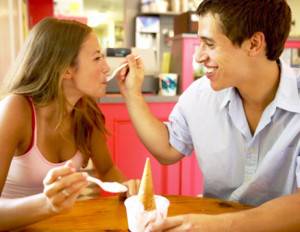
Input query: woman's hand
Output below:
<box><xmin>119</xmin><ymin>179</ymin><xmax>141</xmax><ymax>199</ymax></box>
<box><xmin>42</xmin><ymin>161</ymin><xmax>88</xmax><ymax>215</ymax></box>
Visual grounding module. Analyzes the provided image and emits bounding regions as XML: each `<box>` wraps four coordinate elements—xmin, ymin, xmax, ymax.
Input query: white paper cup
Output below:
<box><xmin>124</xmin><ymin>195</ymin><xmax>170</xmax><ymax>232</ymax></box>
<box><xmin>158</xmin><ymin>73</ymin><xmax>178</xmax><ymax>96</ymax></box>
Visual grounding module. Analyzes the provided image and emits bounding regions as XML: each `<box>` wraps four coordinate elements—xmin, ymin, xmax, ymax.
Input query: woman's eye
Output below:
<box><xmin>206</xmin><ymin>42</ymin><xmax>214</xmax><ymax>47</ymax></box>
<box><xmin>95</xmin><ymin>56</ymin><xmax>101</xmax><ymax>61</ymax></box>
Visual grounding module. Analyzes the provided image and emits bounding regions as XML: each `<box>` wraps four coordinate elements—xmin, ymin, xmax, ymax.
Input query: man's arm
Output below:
<box><xmin>148</xmin><ymin>191</ymin><xmax>300</xmax><ymax>231</ymax></box>
<box><xmin>118</xmin><ymin>55</ymin><xmax>184</xmax><ymax>165</ymax></box>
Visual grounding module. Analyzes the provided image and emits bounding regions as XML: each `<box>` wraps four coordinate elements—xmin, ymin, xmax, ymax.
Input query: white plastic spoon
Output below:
<box><xmin>87</xmin><ymin>175</ymin><xmax>128</xmax><ymax>193</ymax></box>
<box><xmin>107</xmin><ymin>55</ymin><xmax>141</xmax><ymax>82</ymax></box>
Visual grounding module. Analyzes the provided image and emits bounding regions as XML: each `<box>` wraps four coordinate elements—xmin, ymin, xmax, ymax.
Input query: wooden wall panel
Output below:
<box><xmin>99</xmin><ymin>101</ymin><xmax>203</xmax><ymax>196</ymax></box>
<box><xmin>0</xmin><ymin>0</ymin><xmax>24</xmax><ymax>83</ymax></box>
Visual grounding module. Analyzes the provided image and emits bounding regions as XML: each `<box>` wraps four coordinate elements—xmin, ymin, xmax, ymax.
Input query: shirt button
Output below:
<box><xmin>249</xmin><ymin>148</ymin><xmax>255</xmax><ymax>153</ymax></box>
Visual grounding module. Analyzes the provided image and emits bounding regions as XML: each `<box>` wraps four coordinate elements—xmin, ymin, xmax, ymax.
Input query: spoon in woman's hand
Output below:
<box><xmin>87</xmin><ymin>175</ymin><xmax>128</xmax><ymax>193</ymax></box>
<box><xmin>107</xmin><ymin>55</ymin><xmax>141</xmax><ymax>82</ymax></box>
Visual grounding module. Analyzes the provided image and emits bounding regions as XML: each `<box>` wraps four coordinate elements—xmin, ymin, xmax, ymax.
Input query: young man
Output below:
<box><xmin>118</xmin><ymin>0</ymin><xmax>300</xmax><ymax>230</ymax></box>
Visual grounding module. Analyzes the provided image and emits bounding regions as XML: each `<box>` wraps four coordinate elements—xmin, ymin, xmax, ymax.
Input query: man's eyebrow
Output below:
<box><xmin>199</xmin><ymin>36</ymin><xmax>215</xmax><ymax>42</ymax></box>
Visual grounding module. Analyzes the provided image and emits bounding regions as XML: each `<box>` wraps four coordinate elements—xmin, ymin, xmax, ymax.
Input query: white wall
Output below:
<box><xmin>287</xmin><ymin>0</ymin><xmax>300</xmax><ymax>36</ymax></box>
<box><xmin>0</xmin><ymin>0</ymin><xmax>26</xmax><ymax>83</ymax></box>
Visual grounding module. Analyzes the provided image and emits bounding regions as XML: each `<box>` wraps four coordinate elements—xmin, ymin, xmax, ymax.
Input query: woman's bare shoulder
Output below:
<box><xmin>0</xmin><ymin>95</ymin><xmax>32</xmax><ymax>159</ymax></box>
<box><xmin>0</xmin><ymin>94</ymin><xmax>31</xmax><ymax>129</ymax></box>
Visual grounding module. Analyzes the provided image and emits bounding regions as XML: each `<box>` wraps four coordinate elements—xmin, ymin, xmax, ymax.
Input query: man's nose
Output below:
<box><xmin>196</xmin><ymin>53</ymin><xmax>208</xmax><ymax>63</ymax></box>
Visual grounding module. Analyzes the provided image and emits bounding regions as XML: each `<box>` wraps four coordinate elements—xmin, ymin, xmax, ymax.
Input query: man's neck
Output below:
<box><xmin>238</xmin><ymin>59</ymin><xmax>280</xmax><ymax>110</ymax></box>
<box><xmin>237</xmin><ymin>59</ymin><xmax>280</xmax><ymax>135</ymax></box>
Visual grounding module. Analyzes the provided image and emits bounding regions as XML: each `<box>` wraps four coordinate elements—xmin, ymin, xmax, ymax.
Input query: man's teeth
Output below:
<box><xmin>205</xmin><ymin>67</ymin><xmax>217</xmax><ymax>73</ymax></box>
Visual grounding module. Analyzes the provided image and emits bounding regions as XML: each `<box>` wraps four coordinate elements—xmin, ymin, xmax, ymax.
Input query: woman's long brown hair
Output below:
<box><xmin>0</xmin><ymin>17</ymin><xmax>110</xmax><ymax>167</ymax></box>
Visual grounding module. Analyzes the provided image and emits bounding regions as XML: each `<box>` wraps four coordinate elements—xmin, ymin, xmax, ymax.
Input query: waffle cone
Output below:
<box><xmin>138</xmin><ymin>158</ymin><xmax>156</xmax><ymax>211</ymax></box>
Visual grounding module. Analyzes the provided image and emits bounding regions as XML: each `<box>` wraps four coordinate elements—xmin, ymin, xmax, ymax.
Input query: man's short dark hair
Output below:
<box><xmin>197</xmin><ymin>0</ymin><xmax>292</xmax><ymax>60</ymax></box>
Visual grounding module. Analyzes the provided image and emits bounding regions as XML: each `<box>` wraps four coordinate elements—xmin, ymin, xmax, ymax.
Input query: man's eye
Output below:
<box><xmin>95</xmin><ymin>56</ymin><xmax>101</xmax><ymax>61</ymax></box>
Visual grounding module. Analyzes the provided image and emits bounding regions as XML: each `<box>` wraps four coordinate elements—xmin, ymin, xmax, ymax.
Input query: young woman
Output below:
<box><xmin>0</xmin><ymin>17</ymin><xmax>139</xmax><ymax>230</ymax></box>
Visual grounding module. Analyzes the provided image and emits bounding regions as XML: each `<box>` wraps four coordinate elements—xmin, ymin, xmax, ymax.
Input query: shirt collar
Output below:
<box><xmin>220</xmin><ymin>59</ymin><xmax>300</xmax><ymax>113</ymax></box>
<box><xmin>220</xmin><ymin>87</ymin><xmax>236</xmax><ymax>110</ymax></box>
<box><xmin>274</xmin><ymin>59</ymin><xmax>300</xmax><ymax>113</ymax></box>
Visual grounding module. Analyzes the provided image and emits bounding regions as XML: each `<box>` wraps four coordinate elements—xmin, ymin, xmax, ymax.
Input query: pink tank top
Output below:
<box><xmin>1</xmin><ymin>98</ymin><xmax>83</xmax><ymax>199</ymax></box>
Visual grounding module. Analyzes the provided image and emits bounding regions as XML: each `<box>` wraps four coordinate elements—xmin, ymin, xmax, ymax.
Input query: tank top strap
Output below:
<box><xmin>25</xmin><ymin>97</ymin><xmax>37</xmax><ymax>152</ymax></box>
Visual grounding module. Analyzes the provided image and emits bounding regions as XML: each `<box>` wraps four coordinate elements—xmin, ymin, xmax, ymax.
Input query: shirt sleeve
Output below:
<box><xmin>164</xmin><ymin>99</ymin><xmax>194</xmax><ymax>157</ymax></box>
<box><xmin>296</xmin><ymin>156</ymin><xmax>300</xmax><ymax>188</ymax></box>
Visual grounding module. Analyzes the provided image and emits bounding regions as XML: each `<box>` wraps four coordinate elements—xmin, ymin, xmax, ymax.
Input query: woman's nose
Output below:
<box><xmin>103</xmin><ymin>60</ymin><xmax>110</xmax><ymax>73</ymax></box>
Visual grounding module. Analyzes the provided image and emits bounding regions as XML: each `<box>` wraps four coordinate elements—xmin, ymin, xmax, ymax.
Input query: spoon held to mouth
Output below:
<box><xmin>107</xmin><ymin>55</ymin><xmax>141</xmax><ymax>82</ymax></box>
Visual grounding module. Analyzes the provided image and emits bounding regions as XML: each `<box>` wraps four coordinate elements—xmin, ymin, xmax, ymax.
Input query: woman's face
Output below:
<box><xmin>65</xmin><ymin>32</ymin><xmax>110</xmax><ymax>99</ymax></box>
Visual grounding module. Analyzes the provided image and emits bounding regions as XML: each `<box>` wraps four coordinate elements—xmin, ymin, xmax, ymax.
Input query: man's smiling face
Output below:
<box><xmin>195</xmin><ymin>13</ymin><xmax>250</xmax><ymax>91</ymax></box>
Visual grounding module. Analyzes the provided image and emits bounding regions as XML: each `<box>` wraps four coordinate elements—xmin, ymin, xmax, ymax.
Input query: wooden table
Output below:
<box><xmin>18</xmin><ymin>195</ymin><xmax>253</xmax><ymax>231</ymax></box>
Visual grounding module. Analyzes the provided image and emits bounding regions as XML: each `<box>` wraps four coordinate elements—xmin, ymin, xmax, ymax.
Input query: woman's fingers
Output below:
<box><xmin>51</xmin><ymin>179</ymin><xmax>89</xmax><ymax>205</ymax></box>
<box><xmin>122</xmin><ymin>179</ymin><xmax>141</xmax><ymax>197</ymax></box>
<box><xmin>42</xmin><ymin>161</ymin><xmax>91</xmax><ymax>215</ymax></box>
<box><xmin>43</xmin><ymin>169</ymin><xmax>89</xmax><ymax>214</ymax></box>
<box><xmin>43</xmin><ymin>161</ymin><xmax>76</xmax><ymax>185</ymax></box>
<box><xmin>44</xmin><ymin>172</ymin><xmax>88</xmax><ymax>198</ymax></box>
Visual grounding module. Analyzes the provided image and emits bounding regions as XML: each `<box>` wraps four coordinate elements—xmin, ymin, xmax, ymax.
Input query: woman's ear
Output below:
<box><xmin>248</xmin><ymin>32</ymin><xmax>265</xmax><ymax>57</ymax></box>
<box><xmin>63</xmin><ymin>67</ymin><xmax>73</xmax><ymax>80</ymax></box>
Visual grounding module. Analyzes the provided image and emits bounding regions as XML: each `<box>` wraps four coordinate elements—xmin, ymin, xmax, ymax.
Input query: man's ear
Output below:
<box><xmin>63</xmin><ymin>67</ymin><xmax>73</xmax><ymax>80</ymax></box>
<box><xmin>248</xmin><ymin>32</ymin><xmax>265</xmax><ymax>57</ymax></box>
